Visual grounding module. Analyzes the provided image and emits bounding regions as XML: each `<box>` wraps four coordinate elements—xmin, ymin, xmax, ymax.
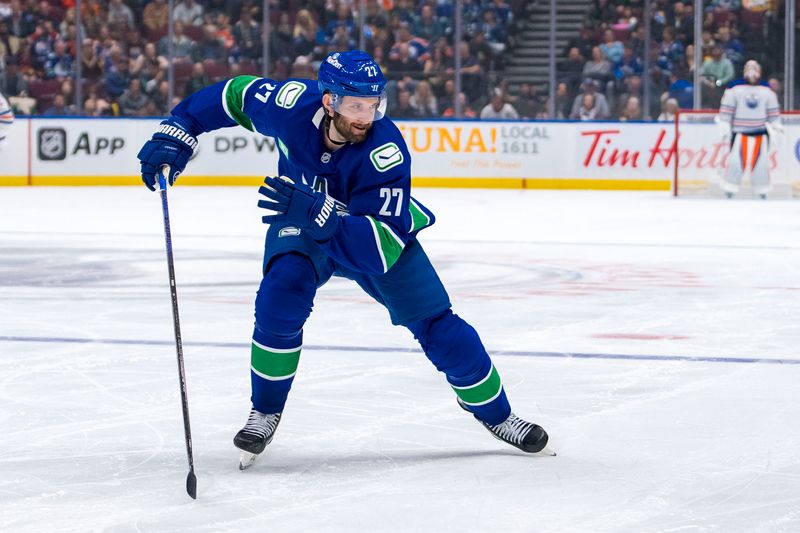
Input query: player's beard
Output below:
<box><xmin>332</xmin><ymin>111</ymin><xmax>372</xmax><ymax>144</ymax></box>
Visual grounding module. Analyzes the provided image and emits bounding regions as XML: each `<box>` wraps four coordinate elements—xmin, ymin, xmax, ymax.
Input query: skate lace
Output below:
<box><xmin>490</xmin><ymin>413</ymin><xmax>534</xmax><ymax>445</ymax></box>
<box><xmin>242</xmin><ymin>410</ymin><xmax>281</xmax><ymax>440</ymax></box>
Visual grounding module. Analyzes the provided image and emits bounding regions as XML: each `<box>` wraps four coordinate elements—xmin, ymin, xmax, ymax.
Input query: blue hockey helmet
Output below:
<box><xmin>318</xmin><ymin>50</ymin><xmax>388</xmax><ymax>121</ymax></box>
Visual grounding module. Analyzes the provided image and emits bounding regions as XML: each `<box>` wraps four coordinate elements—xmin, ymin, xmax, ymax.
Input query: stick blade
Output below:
<box><xmin>186</xmin><ymin>469</ymin><xmax>197</xmax><ymax>499</ymax></box>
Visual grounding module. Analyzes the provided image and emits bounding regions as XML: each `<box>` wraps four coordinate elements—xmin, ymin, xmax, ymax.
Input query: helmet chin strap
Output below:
<box><xmin>324</xmin><ymin>113</ymin><xmax>348</xmax><ymax>146</ymax></box>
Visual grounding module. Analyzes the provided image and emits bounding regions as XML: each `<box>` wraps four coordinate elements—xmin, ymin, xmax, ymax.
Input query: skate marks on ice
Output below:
<box><xmin>2</xmin><ymin>189</ymin><xmax>800</xmax><ymax>531</ymax></box>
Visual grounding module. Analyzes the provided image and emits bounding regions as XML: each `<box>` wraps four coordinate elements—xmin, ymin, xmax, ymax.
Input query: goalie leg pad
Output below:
<box><xmin>722</xmin><ymin>133</ymin><xmax>744</xmax><ymax>193</ymax></box>
<box><xmin>748</xmin><ymin>134</ymin><xmax>772</xmax><ymax>195</ymax></box>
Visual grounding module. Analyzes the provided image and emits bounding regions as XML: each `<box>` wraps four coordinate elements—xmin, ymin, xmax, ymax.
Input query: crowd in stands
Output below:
<box><xmin>555</xmin><ymin>0</ymin><xmax>789</xmax><ymax>121</ymax></box>
<box><xmin>0</xmin><ymin>0</ymin><xmax>790</xmax><ymax>120</ymax></box>
<box><xmin>0</xmin><ymin>0</ymin><xmax>526</xmax><ymax>118</ymax></box>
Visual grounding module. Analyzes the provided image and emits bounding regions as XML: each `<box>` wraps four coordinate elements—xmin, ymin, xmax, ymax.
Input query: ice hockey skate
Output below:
<box><xmin>459</xmin><ymin>399</ymin><xmax>555</xmax><ymax>456</ymax></box>
<box><xmin>233</xmin><ymin>409</ymin><xmax>282</xmax><ymax>470</ymax></box>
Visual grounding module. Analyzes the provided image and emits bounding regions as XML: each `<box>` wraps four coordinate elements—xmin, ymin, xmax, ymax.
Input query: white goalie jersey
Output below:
<box><xmin>718</xmin><ymin>83</ymin><xmax>780</xmax><ymax>134</ymax></box>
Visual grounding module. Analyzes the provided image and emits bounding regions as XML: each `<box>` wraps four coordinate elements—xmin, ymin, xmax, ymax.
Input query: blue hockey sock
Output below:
<box><xmin>407</xmin><ymin>310</ymin><xmax>511</xmax><ymax>426</ymax></box>
<box><xmin>250</xmin><ymin>253</ymin><xmax>317</xmax><ymax>414</ymax></box>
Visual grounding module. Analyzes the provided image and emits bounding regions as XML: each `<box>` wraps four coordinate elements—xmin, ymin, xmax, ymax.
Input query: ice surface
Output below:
<box><xmin>1</xmin><ymin>187</ymin><xmax>799</xmax><ymax>532</ymax></box>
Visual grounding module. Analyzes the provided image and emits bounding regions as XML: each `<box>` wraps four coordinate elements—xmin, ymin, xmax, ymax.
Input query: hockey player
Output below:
<box><xmin>0</xmin><ymin>90</ymin><xmax>13</xmax><ymax>151</ymax></box>
<box><xmin>137</xmin><ymin>50</ymin><xmax>553</xmax><ymax>469</ymax></box>
<box><xmin>716</xmin><ymin>59</ymin><xmax>782</xmax><ymax>198</ymax></box>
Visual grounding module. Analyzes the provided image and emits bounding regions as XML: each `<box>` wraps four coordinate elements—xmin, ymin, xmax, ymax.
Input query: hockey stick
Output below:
<box><xmin>158</xmin><ymin>164</ymin><xmax>197</xmax><ymax>500</ymax></box>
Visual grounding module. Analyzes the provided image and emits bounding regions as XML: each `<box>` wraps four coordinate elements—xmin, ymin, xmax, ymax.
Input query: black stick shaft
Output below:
<box><xmin>159</xmin><ymin>167</ymin><xmax>197</xmax><ymax>499</ymax></box>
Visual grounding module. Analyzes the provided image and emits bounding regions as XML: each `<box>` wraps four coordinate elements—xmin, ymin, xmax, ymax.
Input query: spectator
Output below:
<box><xmin>173</xmin><ymin>0</ymin><xmax>204</xmax><ymax>27</ymax></box>
<box><xmin>83</xmin><ymin>87</ymin><xmax>112</xmax><ymax>116</ymax></box>
<box><xmin>671</xmin><ymin>2</ymin><xmax>694</xmax><ymax>43</ymax></box>
<box><xmin>193</xmin><ymin>24</ymin><xmax>226</xmax><ymax>63</ymax></box>
<box><xmin>412</xmin><ymin>5</ymin><xmax>442</xmax><ymax>44</ymax></box>
<box><xmin>442</xmin><ymin>91</ymin><xmax>477</xmax><ymax>118</ymax></box>
<box><xmin>387</xmin><ymin>42</ymin><xmax>421</xmax><ymax>80</ymax></box>
<box><xmin>328</xmin><ymin>24</ymin><xmax>356</xmax><ymax>51</ymax></box>
<box><xmin>184</xmin><ymin>62</ymin><xmax>209</xmax><ymax>96</ymax></box>
<box><xmin>292</xmin><ymin>9</ymin><xmax>319</xmax><ymax>58</ymax></box>
<box><xmin>480</xmin><ymin>10</ymin><xmax>507</xmax><ymax>54</ymax></box>
<box><xmin>0</xmin><ymin>59</ymin><xmax>28</xmax><ymax>97</ymax></box>
<box><xmin>564</xmin><ymin>26</ymin><xmax>595</xmax><ymax>61</ymax></box>
<box><xmin>143</xmin><ymin>0</ymin><xmax>169</xmax><ymax>35</ymax></box>
<box><xmin>409</xmin><ymin>80</ymin><xmax>437</xmax><ymax>118</ymax></box>
<box><xmin>657</xmin><ymin>98</ymin><xmax>679</xmax><ymax>121</ymax></box>
<box><xmin>79</xmin><ymin>39</ymin><xmax>103</xmax><ymax>82</ymax></box>
<box><xmin>107</xmin><ymin>0</ymin><xmax>135</xmax><ymax>32</ymax></box>
<box><xmin>233</xmin><ymin>9</ymin><xmax>260</xmax><ymax>61</ymax></box>
<box><xmin>699</xmin><ymin>44</ymin><xmax>733</xmax><ymax>106</ymax></box>
<box><xmin>6</xmin><ymin>0</ymin><xmax>37</xmax><ymax>38</ymax></box>
<box><xmin>157</xmin><ymin>21</ymin><xmax>195</xmax><ymax>62</ymax></box>
<box><xmin>0</xmin><ymin>20</ymin><xmax>22</xmax><ymax>58</ymax></box>
<box><xmin>666</xmin><ymin>68</ymin><xmax>694</xmax><ymax>110</ymax></box>
<box><xmin>614</xmin><ymin>44</ymin><xmax>643</xmax><ymax>81</ymax></box>
<box><xmin>541</xmin><ymin>81</ymin><xmax>571</xmax><ymax>119</ymax></box>
<box><xmin>577</xmin><ymin>92</ymin><xmax>600</xmax><ymax>121</ymax></box>
<box><xmin>684</xmin><ymin>44</ymin><xmax>696</xmax><ymax>77</ymax></box>
<box><xmin>105</xmin><ymin>59</ymin><xmax>131</xmax><ymax>99</ymax></box>
<box><xmin>43</xmin><ymin>39</ymin><xmax>73</xmax><ymax>80</ymax></box>
<box><xmin>615</xmin><ymin>74</ymin><xmax>645</xmax><ymax>117</ymax></box>
<box><xmin>454</xmin><ymin>40</ymin><xmax>483</xmax><ymax>102</ymax></box>
<box><xmin>391</xmin><ymin>89</ymin><xmax>416</xmax><ymax>118</ymax></box>
<box><xmin>570</xmin><ymin>78</ymin><xmax>610</xmax><ymax>119</ymax></box>
<box><xmin>700</xmin><ymin>30</ymin><xmax>716</xmax><ymax>60</ymax></box>
<box><xmin>119</xmin><ymin>78</ymin><xmax>148</xmax><ymax>116</ymax></box>
<box><xmin>582</xmin><ymin>46</ymin><xmax>612</xmax><ymax>85</ymax></box>
<box><xmin>480</xmin><ymin>88</ymin><xmax>519</xmax><ymax>119</ymax></box>
<box><xmin>600</xmin><ymin>29</ymin><xmax>623</xmax><ymax>65</ymax></box>
<box><xmin>325</xmin><ymin>3</ymin><xmax>355</xmax><ymax>42</ymax></box>
<box><xmin>619</xmin><ymin>95</ymin><xmax>642</xmax><ymax>121</ymax></box>
<box><xmin>43</xmin><ymin>93</ymin><xmax>74</xmax><ymax>115</ymax></box>
<box><xmin>152</xmin><ymin>79</ymin><xmax>170</xmax><ymax>114</ymax></box>
<box><xmin>562</xmin><ymin>46</ymin><xmax>586</xmax><ymax>92</ymax></box>
<box><xmin>512</xmin><ymin>82</ymin><xmax>541</xmax><ymax>119</ymax></box>
<box><xmin>657</xmin><ymin>26</ymin><xmax>684</xmax><ymax>73</ymax></box>
<box><xmin>715</xmin><ymin>26</ymin><xmax>744</xmax><ymax>69</ymax></box>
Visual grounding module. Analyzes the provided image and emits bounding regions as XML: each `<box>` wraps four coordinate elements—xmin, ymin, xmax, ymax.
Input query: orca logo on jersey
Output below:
<box><xmin>279</xmin><ymin>227</ymin><xmax>302</xmax><ymax>237</ymax></box>
<box><xmin>314</xmin><ymin>195</ymin><xmax>336</xmax><ymax>228</ymax></box>
<box><xmin>370</xmin><ymin>142</ymin><xmax>404</xmax><ymax>172</ymax></box>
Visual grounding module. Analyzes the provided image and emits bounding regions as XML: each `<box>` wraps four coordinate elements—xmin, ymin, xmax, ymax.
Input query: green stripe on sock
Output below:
<box><xmin>223</xmin><ymin>75</ymin><xmax>259</xmax><ymax>131</ymax></box>
<box><xmin>251</xmin><ymin>342</ymin><xmax>300</xmax><ymax>380</ymax></box>
<box><xmin>452</xmin><ymin>365</ymin><xmax>502</xmax><ymax>406</ymax></box>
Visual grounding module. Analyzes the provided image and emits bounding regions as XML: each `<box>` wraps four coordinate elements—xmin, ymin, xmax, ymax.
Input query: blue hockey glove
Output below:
<box><xmin>258</xmin><ymin>176</ymin><xmax>339</xmax><ymax>242</ymax></box>
<box><xmin>137</xmin><ymin>117</ymin><xmax>198</xmax><ymax>191</ymax></box>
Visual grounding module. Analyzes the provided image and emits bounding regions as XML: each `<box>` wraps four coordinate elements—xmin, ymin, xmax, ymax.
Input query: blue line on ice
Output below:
<box><xmin>1</xmin><ymin>335</ymin><xmax>798</xmax><ymax>365</ymax></box>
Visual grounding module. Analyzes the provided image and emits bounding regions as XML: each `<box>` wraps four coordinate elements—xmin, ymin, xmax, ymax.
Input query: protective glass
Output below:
<box><xmin>330</xmin><ymin>92</ymin><xmax>388</xmax><ymax>121</ymax></box>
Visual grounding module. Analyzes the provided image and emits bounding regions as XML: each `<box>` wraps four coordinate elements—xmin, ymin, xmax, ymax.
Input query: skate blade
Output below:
<box><xmin>536</xmin><ymin>444</ymin><xmax>557</xmax><ymax>457</ymax></box>
<box><xmin>239</xmin><ymin>451</ymin><xmax>259</xmax><ymax>470</ymax></box>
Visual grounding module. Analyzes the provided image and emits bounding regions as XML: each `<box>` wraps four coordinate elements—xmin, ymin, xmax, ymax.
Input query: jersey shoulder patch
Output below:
<box><xmin>274</xmin><ymin>80</ymin><xmax>308</xmax><ymax>109</ymax></box>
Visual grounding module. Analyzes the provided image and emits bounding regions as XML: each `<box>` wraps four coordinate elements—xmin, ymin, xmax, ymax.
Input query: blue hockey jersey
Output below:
<box><xmin>171</xmin><ymin>76</ymin><xmax>435</xmax><ymax>275</ymax></box>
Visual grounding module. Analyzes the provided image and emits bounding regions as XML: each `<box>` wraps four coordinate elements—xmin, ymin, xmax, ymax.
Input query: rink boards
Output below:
<box><xmin>2</xmin><ymin>117</ymin><xmax>799</xmax><ymax>190</ymax></box>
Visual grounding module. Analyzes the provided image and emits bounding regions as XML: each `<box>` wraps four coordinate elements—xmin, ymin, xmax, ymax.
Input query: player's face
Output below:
<box><xmin>332</xmin><ymin>110</ymin><xmax>373</xmax><ymax>144</ymax></box>
<box><xmin>337</xmin><ymin>95</ymin><xmax>381</xmax><ymax>123</ymax></box>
